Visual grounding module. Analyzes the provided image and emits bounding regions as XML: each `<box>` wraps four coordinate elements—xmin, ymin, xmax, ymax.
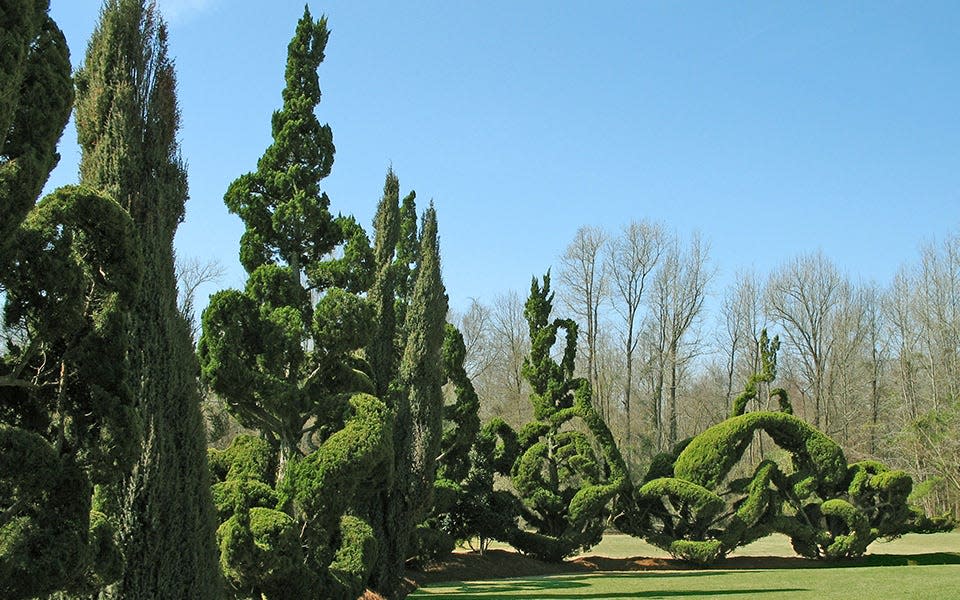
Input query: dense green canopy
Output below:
<box><xmin>0</xmin><ymin>3</ymin><xmax>145</xmax><ymax>597</ymax></box>
<box><xmin>2</xmin><ymin>3</ymin><xmax>954</xmax><ymax>597</ymax></box>
<box><xmin>615</xmin><ymin>343</ymin><xmax>944</xmax><ymax>564</ymax></box>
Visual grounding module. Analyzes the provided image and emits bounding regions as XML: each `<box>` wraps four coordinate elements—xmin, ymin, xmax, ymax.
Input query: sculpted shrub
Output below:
<box><xmin>616</xmin><ymin>333</ymin><xmax>941</xmax><ymax>563</ymax></box>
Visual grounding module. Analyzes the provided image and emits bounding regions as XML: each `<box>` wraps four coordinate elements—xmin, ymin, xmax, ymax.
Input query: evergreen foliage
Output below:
<box><xmin>200</xmin><ymin>6</ymin><xmax>374</xmax><ymax>475</ymax></box>
<box><xmin>73</xmin><ymin>1</ymin><xmax>221</xmax><ymax>595</ymax></box>
<box><xmin>0</xmin><ymin>0</ymin><xmax>73</xmax><ymax>268</ymax></box>
<box><xmin>413</xmin><ymin>323</ymin><xmax>484</xmax><ymax>559</ymax></box>
<box><xmin>208</xmin><ymin>395</ymin><xmax>391</xmax><ymax>600</ymax></box>
<box><xmin>442</xmin><ymin>418</ymin><xmax>522</xmax><ymax>554</ymax></box>
<box><xmin>615</xmin><ymin>343</ymin><xmax>946</xmax><ymax>563</ymax></box>
<box><xmin>730</xmin><ymin>330</ymin><xmax>788</xmax><ymax>417</ymax></box>
<box><xmin>494</xmin><ymin>272</ymin><xmax>629</xmax><ymax>562</ymax></box>
<box><xmin>366</xmin><ymin>170</ymin><xmax>402</xmax><ymax>398</ymax></box>
<box><xmin>198</xmin><ymin>9</ymin><xmax>407</xmax><ymax>598</ymax></box>
<box><xmin>437</xmin><ymin>324</ymin><xmax>483</xmax><ymax>484</ymax></box>
<box><xmin>362</xmin><ymin>170</ymin><xmax>466</xmax><ymax>593</ymax></box>
<box><xmin>0</xmin><ymin>4</ymin><xmax>142</xmax><ymax>596</ymax></box>
<box><xmin>373</xmin><ymin>205</ymin><xmax>449</xmax><ymax>595</ymax></box>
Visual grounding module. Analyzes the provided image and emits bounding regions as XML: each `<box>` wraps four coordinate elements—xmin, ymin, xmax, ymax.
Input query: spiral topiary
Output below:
<box><xmin>493</xmin><ymin>273</ymin><xmax>629</xmax><ymax>562</ymax></box>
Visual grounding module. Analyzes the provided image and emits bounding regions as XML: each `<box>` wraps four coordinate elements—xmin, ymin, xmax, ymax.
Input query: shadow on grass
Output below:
<box><xmin>863</xmin><ymin>553</ymin><xmax>960</xmax><ymax>567</ymax></box>
<box><xmin>416</xmin><ymin>572</ymin><xmax>806</xmax><ymax>599</ymax></box>
<box><xmin>577</xmin><ymin>552</ymin><xmax>960</xmax><ymax>572</ymax></box>
<box><xmin>415</xmin><ymin>593</ymin><xmax>805</xmax><ymax>600</ymax></box>
<box><xmin>410</xmin><ymin>550</ymin><xmax>960</xmax><ymax>597</ymax></box>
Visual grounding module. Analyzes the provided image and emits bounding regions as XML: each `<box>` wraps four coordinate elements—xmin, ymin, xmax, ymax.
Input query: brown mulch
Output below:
<box><xmin>410</xmin><ymin>548</ymin><xmax>841</xmax><ymax>585</ymax></box>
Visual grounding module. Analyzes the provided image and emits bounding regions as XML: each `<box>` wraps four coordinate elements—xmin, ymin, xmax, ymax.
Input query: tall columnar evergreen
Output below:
<box><xmin>73</xmin><ymin>1</ymin><xmax>221</xmax><ymax>596</ymax></box>
<box><xmin>366</xmin><ymin>170</ymin><xmax>402</xmax><ymax>398</ymax></box>
<box><xmin>367</xmin><ymin>177</ymin><xmax>477</xmax><ymax>570</ymax></box>
<box><xmin>395</xmin><ymin>190</ymin><xmax>421</xmax><ymax>309</ymax></box>
<box><xmin>399</xmin><ymin>206</ymin><xmax>448</xmax><ymax>509</ymax></box>
<box><xmin>198</xmin><ymin>9</ymin><xmax>390</xmax><ymax>599</ymax></box>
<box><xmin>372</xmin><ymin>204</ymin><xmax>449</xmax><ymax>597</ymax></box>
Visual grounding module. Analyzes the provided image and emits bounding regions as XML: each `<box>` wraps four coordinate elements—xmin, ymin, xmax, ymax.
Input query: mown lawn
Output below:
<box><xmin>410</xmin><ymin>531</ymin><xmax>960</xmax><ymax>599</ymax></box>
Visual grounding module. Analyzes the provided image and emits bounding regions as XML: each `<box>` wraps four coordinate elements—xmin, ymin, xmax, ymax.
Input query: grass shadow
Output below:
<box><xmin>863</xmin><ymin>552</ymin><xmax>960</xmax><ymax>567</ymax></box>
<box><xmin>417</xmin><ymin>572</ymin><xmax>806</xmax><ymax>599</ymax></box>
<box><xmin>416</xmin><ymin>593</ymin><xmax>806</xmax><ymax>600</ymax></box>
<box><xmin>410</xmin><ymin>545</ymin><xmax>960</xmax><ymax>597</ymax></box>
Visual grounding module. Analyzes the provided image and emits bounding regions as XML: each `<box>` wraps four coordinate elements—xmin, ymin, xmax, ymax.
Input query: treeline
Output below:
<box><xmin>458</xmin><ymin>223</ymin><xmax>960</xmax><ymax>519</ymax></box>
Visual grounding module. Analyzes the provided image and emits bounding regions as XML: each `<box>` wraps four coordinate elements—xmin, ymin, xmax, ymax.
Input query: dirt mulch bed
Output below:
<box><xmin>412</xmin><ymin>549</ymin><xmax>590</xmax><ymax>585</ymax></box>
<box><xmin>411</xmin><ymin>549</ymin><xmax>847</xmax><ymax>584</ymax></box>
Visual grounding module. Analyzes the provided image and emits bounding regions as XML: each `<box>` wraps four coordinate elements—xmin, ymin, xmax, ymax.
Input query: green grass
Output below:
<box><xmin>414</xmin><ymin>532</ymin><xmax>960</xmax><ymax>599</ymax></box>
<box><xmin>410</xmin><ymin>565</ymin><xmax>960</xmax><ymax>599</ymax></box>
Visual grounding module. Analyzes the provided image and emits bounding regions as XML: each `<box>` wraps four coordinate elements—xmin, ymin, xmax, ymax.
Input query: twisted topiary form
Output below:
<box><xmin>412</xmin><ymin>324</ymin><xmax>484</xmax><ymax>561</ymax></box>
<box><xmin>210</xmin><ymin>393</ymin><xmax>392</xmax><ymax>600</ymax></box>
<box><xmin>1</xmin><ymin>187</ymin><xmax>142</xmax><ymax>597</ymax></box>
<box><xmin>499</xmin><ymin>273</ymin><xmax>629</xmax><ymax>562</ymax></box>
<box><xmin>616</xmin><ymin>345</ymin><xmax>942</xmax><ymax>564</ymax></box>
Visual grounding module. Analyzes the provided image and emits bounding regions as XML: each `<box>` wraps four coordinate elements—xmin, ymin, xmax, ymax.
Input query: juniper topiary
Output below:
<box><xmin>493</xmin><ymin>272</ymin><xmax>629</xmax><ymax>562</ymax></box>
<box><xmin>198</xmin><ymin>9</ymin><xmax>391</xmax><ymax>599</ymax></box>
<box><xmin>616</xmin><ymin>341</ymin><xmax>943</xmax><ymax>563</ymax></box>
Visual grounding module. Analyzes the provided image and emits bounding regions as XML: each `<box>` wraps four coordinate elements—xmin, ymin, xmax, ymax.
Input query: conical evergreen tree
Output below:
<box><xmin>201</xmin><ymin>5</ymin><xmax>374</xmax><ymax>478</ymax></box>
<box><xmin>373</xmin><ymin>205</ymin><xmax>448</xmax><ymax>596</ymax></box>
<box><xmin>199</xmin><ymin>10</ymin><xmax>390</xmax><ymax>599</ymax></box>
<box><xmin>366</xmin><ymin>169</ymin><xmax>401</xmax><ymax>398</ymax></box>
<box><xmin>223</xmin><ymin>5</ymin><xmax>340</xmax><ymax>281</ymax></box>
<box><xmin>73</xmin><ymin>1</ymin><xmax>221</xmax><ymax>596</ymax></box>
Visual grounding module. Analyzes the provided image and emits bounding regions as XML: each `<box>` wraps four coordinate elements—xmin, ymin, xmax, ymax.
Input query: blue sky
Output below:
<box><xmin>46</xmin><ymin>1</ymin><xmax>960</xmax><ymax>316</ymax></box>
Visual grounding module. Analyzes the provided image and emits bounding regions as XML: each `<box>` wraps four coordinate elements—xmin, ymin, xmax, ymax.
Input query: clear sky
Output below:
<box><xmin>45</xmin><ymin>1</ymin><xmax>960</xmax><ymax>318</ymax></box>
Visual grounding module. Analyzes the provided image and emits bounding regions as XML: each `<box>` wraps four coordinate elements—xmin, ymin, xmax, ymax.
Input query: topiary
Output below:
<box><xmin>616</xmin><ymin>341</ymin><xmax>943</xmax><ymax>563</ymax></box>
<box><xmin>494</xmin><ymin>273</ymin><xmax>629</xmax><ymax>562</ymax></box>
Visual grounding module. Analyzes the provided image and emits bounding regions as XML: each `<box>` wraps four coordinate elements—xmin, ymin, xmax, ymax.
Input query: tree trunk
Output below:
<box><xmin>668</xmin><ymin>344</ymin><xmax>678</xmax><ymax>446</ymax></box>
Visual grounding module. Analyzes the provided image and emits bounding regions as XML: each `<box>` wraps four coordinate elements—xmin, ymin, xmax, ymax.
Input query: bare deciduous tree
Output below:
<box><xmin>176</xmin><ymin>256</ymin><xmax>226</xmax><ymax>343</ymax></box>
<box><xmin>718</xmin><ymin>270</ymin><xmax>766</xmax><ymax>407</ymax></box>
<box><xmin>860</xmin><ymin>283</ymin><xmax>888</xmax><ymax>455</ymax></box>
<box><xmin>765</xmin><ymin>251</ymin><xmax>849</xmax><ymax>430</ymax></box>
<box><xmin>453</xmin><ymin>298</ymin><xmax>496</xmax><ymax>381</ymax></box>
<box><xmin>477</xmin><ymin>291</ymin><xmax>532</xmax><ymax>426</ymax></box>
<box><xmin>558</xmin><ymin>225</ymin><xmax>609</xmax><ymax>416</ymax></box>
<box><xmin>605</xmin><ymin>220</ymin><xmax>664</xmax><ymax>462</ymax></box>
<box><xmin>649</xmin><ymin>232</ymin><xmax>712</xmax><ymax>447</ymax></box>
